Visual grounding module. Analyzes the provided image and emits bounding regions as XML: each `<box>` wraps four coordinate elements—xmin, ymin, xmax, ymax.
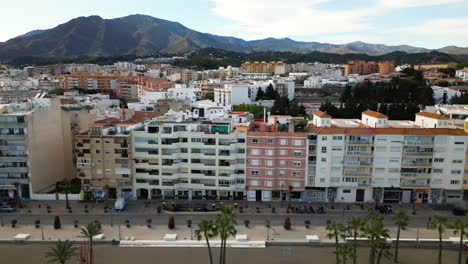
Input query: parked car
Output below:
<box><xmin>114</xmin><ymin>198</ymin><xmax>125</xmax><ymax>211</ymax></box>
<box><xmin>0</xmin><ymin>205</ymin><xmax>16</xmax><ymax>213</ymax></box>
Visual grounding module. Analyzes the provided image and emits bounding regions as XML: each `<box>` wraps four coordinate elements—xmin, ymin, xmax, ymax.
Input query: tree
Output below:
<box><xmin>337</xmin><ymin>244</ymin><xmax>354</xmax><ymax>264</ymax></box>
<box><xmin>450</xmin><ymin>219</ymin><xmax>468</xmax><ymax>264</ymax></box>
<box><xmin>54</xmin><ymin>216</ymin><xmax>61</xmax><ymax>229</ymax></box>
<box><xmin>393</xmin><ymin>211</ymin><xmax>408</xmax><ymax>263</ymax></box>
<box><xmin>58</xmin><ymin>180</ymin><xmax>73</xmax><ymax>209</ymax></box>
<box><xmin>348</xmin><ymin>217</ymin><xmax>366</xmax><ymax>264</ymax></box>
<box><xmin>216</xmin><ymin>206</ymin><xmax>236</xmax><ymax>264</ymax></box>
<box><xmin>326</xmin><ymin>221</ymin><xmax>346</xmax><ymax>264</ymax></box>
<box><xmin>373</xmin><ymin>187</ymin><xmax>383</xmax><ymax>208</ymax></box>
<box><xmin>80</xmin><ymin>223</ymin><xmax>100</xmax><ymax>264</ymax></box>
<box><xmin>264</xmin><ymin>83</ymin><xmax>279</xmax><ymax>100</ymax></box>
<box><xmin>329</xmin><ymin>187</ymin><xmax>337</xmax><ymax>209</ymax></box>
<box><xmin>255</xmin><ymin>88</ymin><xmax>264</xmax><ymax>101</ymax></box>
<box><xmin>44</xmin><ymin>240</ymin><xmax>77</xmax><ymax>264</ymax></box>
<box><xmin>195</xmin><ymin>220</ymin><xmax>217</xmax><ymax>264</ymax></box>
<box><xmin>375</xmin><ymin>237</ymin><xmax>392</xmax><ymax>264</ymax></box>
<box><xmin>284</xmin><ymin>217</ymin><xmax>291</xmax><ymax>230</ymax></box>
<box><xmin>104</xmin><ymin>184</ymin><xmax>110</xmax><ymax>209</ymax></box>
<box><xmin>431</xmin><ymin>215</ymin><xmax>448</xmax><ymax>264</ymax></box>
<box><xmin>363</xmin><ymin>210</ymin><xmax>387</xmax><ymax>264</ymax></box>
<box><xmin>288</xmin><ymin>185</ymin><xmax>293</xmax><ymax>208</ymax></box>
<box><xmin>168</xmin><ymin>216</ymin><xmax>175</xmax><ymax>229</ymax></box>
<box><xmin>13</xmin><ymin>182</ymin><xmax>22</xmax><ymax>208</ymax></box>
<box><xmin>244</xmin><ymin>185</ymin><xmax>250</xmax><ymax>208</ymax></box>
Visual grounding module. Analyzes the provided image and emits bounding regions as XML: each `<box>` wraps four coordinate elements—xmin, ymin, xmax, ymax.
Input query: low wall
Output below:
<box><xmin>29</xmin><ymin>193</ymin><xmax>80</xmax><ymax>201</ymax></box>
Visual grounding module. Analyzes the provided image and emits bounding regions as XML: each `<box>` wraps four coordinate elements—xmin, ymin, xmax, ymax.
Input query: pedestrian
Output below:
<box><xmin>427</xmin><ymin>216</ymin><xmax>432</xmax><ymax>230</ymax></box>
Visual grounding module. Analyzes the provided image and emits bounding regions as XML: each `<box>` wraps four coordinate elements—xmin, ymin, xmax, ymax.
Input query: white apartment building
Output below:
<box><xmin>131</xmin><ymin>116</ymin><xmax>247</xmax><ymax>200</ymax></box>
<box><xmin>306</xmin><ymin>110</ymin><xmax>467</xmax><ymax>204</ymax></box>
<box><xmin>455</xmin><ymin>68</ymin><xmax>468</xmax><ymax>81</ymax></box>
<box><xmin>214</xmin><ymin>83</ymin><xmax>261</xmax><ymax>106</ymax></box>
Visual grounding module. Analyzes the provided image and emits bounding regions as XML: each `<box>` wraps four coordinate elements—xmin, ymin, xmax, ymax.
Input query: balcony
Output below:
<box><xmin>343</xmin><ymin>171</ymin><xmax>372</xmax><ymax>177</ymax></box>
<box><xmin>401</xmin><ymin>162</ymin><xmax>432</xmax><ymax>167</ymax></box>
<box><xmin>346</xmin><ymin>140</ymin><xmax>374</xmax><ymax>145</ymax></box>
<box><xmin>401</xmin><ymin>172</ymin><xmax>431</xmax><ymax>178</ymax></box>
<box><xmin>346</xmin><ymin>151</ymin><xmax>373</xmax><ymax>156</ymax></box>
<box><xmin>400</xmin><ymin>182</ymin><xmax>430</xmax><ymax>188</ymax></box>
<box><xmin>402</xmin><ymin>152</ymin><xmax>433</xmax><ymax>157</ymax></box>
<box><xmin>404</xmin><ymin>141</ymin><xmax>434</xmax><ymax>146</ymax></box>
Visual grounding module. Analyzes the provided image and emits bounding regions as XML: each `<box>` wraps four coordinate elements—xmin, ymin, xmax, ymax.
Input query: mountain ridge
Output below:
<box><xmin>0</xmin><ymin>14</ymin><xmax>467</xmax><ymax>62</ymax></box>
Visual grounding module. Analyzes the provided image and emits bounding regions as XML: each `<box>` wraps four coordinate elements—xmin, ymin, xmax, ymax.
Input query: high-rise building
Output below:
<box><xmin>344</xmin><ymin>61</ymin><xmax>394</xmax><ymax>75</ymax></box>
<box><xmin>61</xmin><ymin>72</ymin><xmax>122</xmax><ymax>92</ymax></box>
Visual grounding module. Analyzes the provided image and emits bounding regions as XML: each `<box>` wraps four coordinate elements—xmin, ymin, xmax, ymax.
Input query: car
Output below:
<box><xmin>0</xmin><ymin>205</ymin><xmax>16</xmax><ymax>213</ymax></box>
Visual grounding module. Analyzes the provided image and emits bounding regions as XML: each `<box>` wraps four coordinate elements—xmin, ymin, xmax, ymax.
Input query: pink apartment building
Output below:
<box><xmin>246</xmin><ymin>131</ymin><xmax>308</xmax><ymax>201</ymax></box>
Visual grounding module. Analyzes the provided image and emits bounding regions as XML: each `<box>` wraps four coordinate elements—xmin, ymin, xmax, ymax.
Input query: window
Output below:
<box><xmin>293</xmin><ymin>171</ymin><xmax>301</xmax><ymax>177</ymax></box>
<box><xmin>251</xmin><ymin>170</ymin><xmax>259</xmax><ymax>176</ymax></box>
<box><xmin>251</xmin><ymin>139</ymin><xmax>259</xmax><ymax>145</ymax></box>
<box><xmin>96</xmin><ymin>160</ymin><xmax>102</xmax><ymax>164</ymax></box>
<box><xmin>280</xmin><ymin>139</ymin><xmax>287</xmax><ymax>145</ymax></box>
<box><xmin>322</xmin><ymin>136</ymin><xmax>327</xmax><ymax>141</ymax></box>
<box><xmin>250</xmin><ymin>159</ymin><xmax>260</xmax><ymax>165</ymax></box>
<box><xmin>104</xmin><ymin>140</ymin><xmax>110</xmax><ymax>144</ymax></box>
<box><xmin>266</xmin><ymin>181</ymin><xmax>273</xmax><ymax>187</ymax></box>
<box><xmin>343</xmin><ymin>189</ymin><xmax>351</xmax><ymax>193</ymax></box>
<box><xmin>267</xmin><ymin>149</ymin><xmax>274</xmax><ymax>156</ymax></box>
<box><xmin>96</xmin><ymin>169</ymin><xmax>102</xmax><ymax>174</ymax></box>
<box><xmin>434</xmin><ymin>158</ymin><xmax>444</xmax><ymax>163</ymax></box>
<box><xmin>375</xmin><ymin>147</ymin><xmax>386</xmax><ymax>152</ymax></box>
<box><xmin>105</xmin><ymin>160</ymin><xmax>111</xmax><ymax>164</ymax></box>
<box><xmin>266</xmin><ymin>170</ymin><xmax>273</xmax><ymax>176</ymax></box>
<box><xmin>388</xmin><ymin>168</ymin><xmax>399</xmax><ymax>173</ymax></box>
<box><xmin>332</xmin><ymin>147</ymin><xmax>342</xmax><ymax>151</ymax></box>
<box><xmin>280</xmin><ymin>149</ymin><xmax>287</xmax><ymax>155</ymax></box>
<box><xmin>267</xmin><ymin>139</ymin><xmax>274</xmax><ymax>145</ymax></box>
<box><xmin>293</xmin><ymin>161</ymin><xmax>301</xmax><ymax>167</ymax></box>
<box><xmin>452</xmin><ymin>160</ymin><xmax>463</xmax><ymax>164</ymax></box>
<box><xmin>95</xmin><ymin>150</ymin><xmax>101</xmax><ymax>154</ymax></box>
<box><xmin>320</xmin><ymin>178</ymin><xmax>325</xmax><ymax>183</ymax></box>
<box><xmin>293</xmin><ymin>140</ymin><xmax>303</xmax><ymax>146</ymax></box>
<box><xmin>433</xmin><ymin>169</ymin><xmax>443</xmax><ymax>173</ymax></box>
<box><xmin>451</xmin><ymin>180</ymin><xmax>460</xmax><ymax>184</ymax></box>
<box><xmin>95</xmin><ymin>140</ymin><xmax>101</xmax><ymax>144</ymax></box>
<box><xmin>251</xmin><ymin>149</ymin><xmax>260</xmax><ymax>155</ymax></box>
<box><xmin>250</xmin><ymin>180</ymin><xmax>259</xmax><ymax>186</ymax></box>
<box><xmin>333</xmin><ymin>136</ymin><xmax>343</xmax><ymax>140</ymax></box>
<box><xmin>105</xmin><ymin>169</ymin><xmax>111</xmax><ymax>175</ymax></box>
<box><xmin>294</xmin><ymin>150</ymin><xmax>302</xmax><ymax>156</ymax></box>
<box><xmin>451</xmin><ymin>170</ymin><xmax>461</xmax><ymax>174</ymax></box>
<box><xmin>266</xmin><ymin>160</ymin><xmax>274</xmax><ymax>166</ymax></box>
<box><xmin>279</xmin><ymin>170</ymin><xmax>286</xmax><ymax>176</ymax></box>
<box><xmin>292</xmin><ymin>182</ymin><xmax>300</xmax><ymax>188</ymax></box>
<box><xmin>389</xmin><ymin>158</ymin><xmax>400</xmax><ymax>163</ymax></box>
<box><xmin>191</xmin><ymin>138</ymin><xmax>202</xmax><ymax>143</ymax></box>
<box><xmin>375</xmin><ymin>168</ymin><xmax>385</xmax><ymax>173</ymax></box>
<box><xmin>375</xmin><ymin>157</ymin><xmax>385</xmax><ymax>164</ymax></box>
<box><xmin>279</xmin><ymin>160</ymin><xmax>286</xmax><ymax>165</ymax></box>
<box><xmin>321</xmin><ymin>157</ymin><xmax>327</xmax><ymax>162</ymax></box>
<box><xmin>321</xmin><ymin>147</ymin><xmax>327</xmax><ymax>153</ymax></box>
<box><xmin>390</xmin><ymin>147</ymin><xmax>400</xmax><ymax>152</ymax></box>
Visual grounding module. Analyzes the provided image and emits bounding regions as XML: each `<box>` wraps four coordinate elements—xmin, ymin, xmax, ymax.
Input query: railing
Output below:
<box><xmin>402</xmin><ymin>152</ymin><xmax>433</xmax><ymax>156</ymax></box>
<box><xmin>346</xmin><ymin>140</ymin><xmax>374</xmax><ymax>145</ymax></box>
<box><xmin>401</xmin><ymin>172</ymin><xmax>431</xmax><ymax>178</ymax></box>
<box><xmin>346</xmin><ymin>151</ymin><xmax>373</xmax><ymax>155</ymax></box>
<box><xmin>401</xmin><ymin>162</ymin><xmax>432</xmax><ymax>167</ymax></box>
<box><xmin>404</xmin><ymin>141</ymin><xmax>434</xmax><ymax>145</ymax></box>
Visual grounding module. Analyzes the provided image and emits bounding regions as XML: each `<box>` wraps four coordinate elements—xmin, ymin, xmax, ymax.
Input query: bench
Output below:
<box><xmin>164</xmin><ymin>234</ymin><xmax>177</xmax><ymax>241</ymax></box>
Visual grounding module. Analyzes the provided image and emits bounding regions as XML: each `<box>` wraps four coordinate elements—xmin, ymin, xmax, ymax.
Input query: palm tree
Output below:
<box><xmin>431</xmin><ymin>215</ymin><xmax>448</xmax><ymax>264</ymax></box>
<box><xmin>195</xmin><ymin>220</ymin><xmax>217</xmax><ymax>264</ymax></box>
<box><xmin>450</xmin><ymin>218</ymin><xmax>468</xmax><ymax>264</ymax></box>
<box><xmin>373</xmin><ymin>187</ymin><xmax>383</xmax><ymax>208</ymax></box>
<box><xmin>80</xmin><ymin>223</ymin><xmax>100</xmax><ymax>264</ymax></box>
<box><xmin>244</xmin><ymin>185</ymin><xmax>249</xmax><ymax>208</ymax></box>
<box><xmin>375</xmin><ymin>236</ymin><xmax>392</xmax><ymax>264</ymax></box>
<box><xmin>393</xmin><ymin>210</ymin><xmax>409</xmax><ymax>263</ymax></box>
<box><xmin>13</xmin><ymin>182</ymin><xmax>22</xmax><ymax>208</ymax></box>
<box><xmin>326</xmin><ymin>221</ymin><xmax>346</xmax><ymax>264</ymax></box>
<box><xmin>337</xmin><ymin>244</ymin><xmax>354</xmax><ymax>264</ymax></box>
<box><xmin>44</xmin><ymin>240</ymin><xmax>77</xmax><ymax>264</ymax></box>
<box><xmin>288</xmin><ymin>185</ymin><xmax>293</xmax><ymax>208</ymax></box>
<box><xmin>58</xmin><ymin>180</ymin><xmax>73</xmax><ymax>209</ymax></box>
<box><xmin>329</xmin><ymin>187</ymin><xmax>337</xmax><ymax>209</ymax></box>
<box><xmin>363</xmin><ymin>210</ymin><xmax>386</xmax><ymax>264</ymax></box>
<box><xmin>216</xmin><ymin>206</ymin><xmax>237</xmax><ymax>264</ymax></box>
<box><xmin>348</xmin><ymin>217</ymin><xmax>366</xmax><ymax>264</ymax></box>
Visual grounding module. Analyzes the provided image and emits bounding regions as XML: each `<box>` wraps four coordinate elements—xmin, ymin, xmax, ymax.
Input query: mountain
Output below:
<box><xmin>0</xmin><ymin>14</ymin><xmax>466</xmax><ymax>61</ymax></box>
<box><xmin>437</xmin><ymin>45</ymin><xmax>468</xmax><ymax>55</ymax></box>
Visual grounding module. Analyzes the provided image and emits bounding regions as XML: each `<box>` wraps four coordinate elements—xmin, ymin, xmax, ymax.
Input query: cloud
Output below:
<box><xmin>209</xmin><ymin>0</ymin><xmax>376</xmax><ymax>39</ymax></box>
<box><xmin>389</xmin><ymin>17</ymin><xmax>468</xmax><ymax>37</ymax></box>
<box><xmin>377</xmin><ymin>0</ymin><xmax>464</xmax><ymax>9</ymax></box>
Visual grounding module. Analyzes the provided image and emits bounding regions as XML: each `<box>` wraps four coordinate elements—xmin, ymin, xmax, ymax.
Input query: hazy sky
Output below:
<box><xmin>1</xmin><ymin>0</ymin><xmax>467</xmax><ymax>48</ymax></box>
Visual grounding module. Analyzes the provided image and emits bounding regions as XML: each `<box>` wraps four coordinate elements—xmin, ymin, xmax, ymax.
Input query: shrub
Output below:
<box><xmin>35</xmin><ymin>220</ymin><xmax>40</xmax><ymax>228</ymax></box>
<box><xmin>147</xmin><ymin>219</ymin><xmax>152</xmax><ymax>228</ymax></box>
<box><xmin>304</xmin><ymin>220</ymin><xmax>311</xmax><ymax>228</ymax></box>
<box><xmin>74</xmin><ymin>220</ymin><xmax>79</xmax><ymax>228</ymax></box>
<box><xmin>284</xmin><ymin>217</ymin><xmax>291</xmax><ymax>230</ymax></box>
<box><xmin>54</xmin><ymin>216</ymin><xmax>61</xmax><ymax>229</ymax></box>
<box><xmin>125</xmin><ymin>220</ymin><xmax>130</xmax><ymax>228</ymax></box>
<box><xmin>11</xmin><ymin>219</ymin><xmax>17</xmax><ymax>228</ymax></box>
<box><xmin>168</xmin><ymin>216</ymin><xmax>175</xmax><ymax>229</ymax></box>
<box><xmin>244</xmin><ymin>220</ymin><xmax>250</xmax><ymax>228</ymax></box>
<box><xmin>187</xmin><ymin>219</ymin><xmax>192</xmax><ymax>228</ymax></box>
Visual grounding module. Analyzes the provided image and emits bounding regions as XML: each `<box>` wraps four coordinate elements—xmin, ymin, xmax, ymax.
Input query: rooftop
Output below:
<box><xmin>416</xmin><ymin>111</ymin><xmax>449</xmax><ymax>120</ymax></box>
<box><xmin>362</xmin><ymin>110</ymin><xmax>389</xmax><ymax>119</ymax></box>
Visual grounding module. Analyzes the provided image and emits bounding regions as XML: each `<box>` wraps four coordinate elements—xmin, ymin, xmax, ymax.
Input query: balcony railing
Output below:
<box><xmin>401</xmin><ymin>172</ymin><xmax>431</xmax><ymax>178</ymax></box>
<box><xmin>402</xmin><ymin>152</ymin><xmax>433</xmax><ymax>156</ymax></box>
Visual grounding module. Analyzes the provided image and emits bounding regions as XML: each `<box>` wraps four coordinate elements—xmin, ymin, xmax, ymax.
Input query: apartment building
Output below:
<box><xmin>0</xmin><ymin>99</ymin><xmax>75</xmax><ymax>199</ymax></box>
<box><xmin>75</xmin><ymin>112</ymin><xmax>158</xmax><ymax>199</ymax></box>
<box><xmin>62</xmin><ymin>72</ymin><xmax>122</xmax><ymax>91</ymax></box>
<box><xmin>344</xmin><ymin>61</ymin><xmax>394</xmax><ymax>75</ymax></box>
<box><xmin>241</xmin><ymin>61</ymin><xmax>287</xmax><ymax>75</ymax></box>
<box><xmin>306</xmin><ymin>110</ymin><xmax>467</xmax><ymax>204</ymax></box>
<box><xmin>116</xmin><ymin>77</ymin><xmax>139</xmax><ymax>101</ymax></box>
<box><xmin>131</xmin><ymin>114</ymin><xmax>247</xmax><ymax>200</ymax></box>
<box><xmin>414</xmin><ymin>62</ymin><xmax>457</xmax><ymax>71</ymax></box>
<box><xmin>246</xmin><ymin>123</ymin><xmax>308</xmax><ymax>201</ymax></box>
<box><xmin>214</xmin><ymin>83</ymin><xmax>263</xmax><ymax>106</ymax></box>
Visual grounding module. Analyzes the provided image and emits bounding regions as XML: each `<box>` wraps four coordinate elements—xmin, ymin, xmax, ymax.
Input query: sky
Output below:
<box><xmin>1</xmin><ymin>0</ymin><xmax>468</xmax><ymax>49</ymax></box>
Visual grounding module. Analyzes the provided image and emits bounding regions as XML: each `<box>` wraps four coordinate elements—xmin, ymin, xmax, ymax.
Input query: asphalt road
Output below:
<box><xmin>0</xmin><ymin>209</ymin><xmax>460</xmax><ymax>228</ymax></box>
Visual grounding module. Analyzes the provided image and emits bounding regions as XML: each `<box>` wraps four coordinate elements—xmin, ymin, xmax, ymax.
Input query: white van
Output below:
<box><xmin>114</xmin><ymin>198</ymin><xmax>126</xmax><ymax>211</ymax></box>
